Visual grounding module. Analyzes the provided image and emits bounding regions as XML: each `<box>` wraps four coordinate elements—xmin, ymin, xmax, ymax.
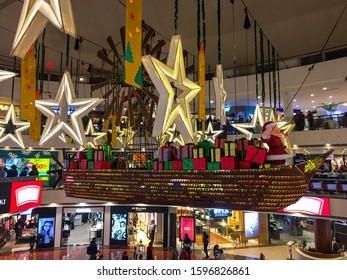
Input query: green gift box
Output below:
<box><xmin>183</xmin><ymin>158</ymin><xmax>193</xmax><ymax>170</ymax></box>
<box><xmin>102</xmin><ymin>145</ymin><xmax>112</xmax><ymax>157</ymax></box>
<box><xmin>207</xmin><ymin>162</ymin><xmax>221</xmax><ymax>170</ymax></box>
<box><xmin>147</xmin><ymin>160</ymin><xmax>154</xmax><ymax>170</ymax></box>
<box><xmin>87</xmin><ymin>148</ymin><xmax>94</xmax><ymax>160</ymax></box>
<box><xmin>164</xmin><ymin>161</ymin><xmax>173</xmax><ymax>170</ymax></box>
<box><xmin>88</xmin><ymin>161</ymin><xmax>94</xmax><ymax>169</ymax></box>
<box><xmin>224</xmin><ymin>142</ymin><xmax>236</xmax><ymax>157</ymax></box>
<box><xmin>106</xmin><ymin>155</ymin><xmax>115</xmax><ymax>161</ymax></box>
<box><xmin>198</xmin><ymin>140</ymin><xmax>212</xmax><ymax>157</ymax></box>
<box><xmin>210</xmin><ymin>148</ymin><xmax>222</xmax><ymax>162</ymax></box>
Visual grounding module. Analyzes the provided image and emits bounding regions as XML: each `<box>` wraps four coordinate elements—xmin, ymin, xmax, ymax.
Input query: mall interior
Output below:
<box><xmin>1</xmin><ymin>1</ymin><xmax>347</xmax><ymax>260</ymax></box>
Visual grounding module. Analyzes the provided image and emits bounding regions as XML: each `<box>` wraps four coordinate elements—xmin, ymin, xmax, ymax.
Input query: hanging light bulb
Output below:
<box><xmin>243</xmin><ymin>8</ymin><xmax>251</xmax><ymax>29</ymax></box>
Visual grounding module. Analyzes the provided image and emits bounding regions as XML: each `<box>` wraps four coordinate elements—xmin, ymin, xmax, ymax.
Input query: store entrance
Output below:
<box><xmin>61</xmin><ymin>207</ymin><xmax>104</xmax><ymax>246</ymax></box>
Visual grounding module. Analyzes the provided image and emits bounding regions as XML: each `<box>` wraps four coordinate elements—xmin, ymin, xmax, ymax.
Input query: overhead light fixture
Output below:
<box><xmin>323</xmin><ymin>87</ymin><xmax>327</xmax><ymax>91</ymax></box>
<box><xmin>310</xmin><ymin>94</ymin><xmax>314</xmax><ymax>97</ymax></box>
<box><xmin>243</xmin><ymin>8</ymin><xmax>251</xmax><ymax>29</ymax></box>
<box><xmin>329</xmin><ymin>96</ymin><xmax>333</xmax><ymax>98</ymax></box>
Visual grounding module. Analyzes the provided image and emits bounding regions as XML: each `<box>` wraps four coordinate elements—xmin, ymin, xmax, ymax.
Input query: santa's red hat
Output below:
<box><xmin>262</xmin><ymin>121</ymin><xmax>277</xmax><ymax>132</ymax></box>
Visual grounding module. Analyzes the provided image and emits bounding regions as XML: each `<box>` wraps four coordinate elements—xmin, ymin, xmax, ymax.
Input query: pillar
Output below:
<box><xmin>314</xmin><ymin>218</ymin><xmax>332</xmax><ymax>254</ymax></box>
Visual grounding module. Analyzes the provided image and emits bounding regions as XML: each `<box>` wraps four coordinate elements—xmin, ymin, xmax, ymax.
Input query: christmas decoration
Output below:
<box><xmin>142</xmin><ymin>35</ymin><xmax>201</xmax><ymax>144</ymax></box>
<box><xmin>0</xmin><ymin>70</ymin><xmax>17</xmax><ymax>82</ymax></box>
<box><xmin>11</xmin><ymin>0</ymin><xmax>77</xmax><ymax>58</ymax></box>
<box><xmin>85</xmin><ymin>119</ymin><xmax>106</xmax><ymax>149</ymax></box>
<box><xmin>197</xmin><ymin>121</ymin><xmax>223</xmax><ymax>144</ymax></box>
<box><xmin>212</xmin><ymin>64</ymin><xmax>227</xmax><ymax>125</ymax></box>
<box><xmin>0</xmin><ymin>104</ymin><xmax>30</xmax><ymax>149</ymax></box>
<box><xmin>35</xmin><ymin>71</ymin><xmax>103</xmax><ymax>147</ymax></box>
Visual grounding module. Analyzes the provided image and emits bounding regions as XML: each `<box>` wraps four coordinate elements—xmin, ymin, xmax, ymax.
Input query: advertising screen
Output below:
<box><xmin>5</xmin><ymin>158</ymin><xmax>50</xmax><ymax>175</ymax></box>
<box><xmin>179</xmin><ymin>216</ymin><xmax>195</xmax><ymax>242</ymax></box>
<box><xmin>244</xmin><ymin>212</ymin><xmax>260</xmax><ymax>239</ymax></box>
<box><xmin>37</xmin><ymin>217</ymin><xmax>55</xmax><ymax>246</ymax></box>
<box><xmin>111</xmin><ymin>213</ymin><xmax>127</xmax><ymax>241</ymax></box>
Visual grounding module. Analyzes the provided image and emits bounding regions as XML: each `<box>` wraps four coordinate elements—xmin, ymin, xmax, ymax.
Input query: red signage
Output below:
<box><xmin>179</xmin><ymin>216</ymin><xmax>195</xmax><ymax>242</ymax></box>
<box><xmin>279</xmin><ymin>196</ymin><xmax>330</xmax><ymax>216</ymax></box>
<box><xmin>10</xmin><ymin>180</ymin><xmax>42</xmax><ymax>213</ymax></box>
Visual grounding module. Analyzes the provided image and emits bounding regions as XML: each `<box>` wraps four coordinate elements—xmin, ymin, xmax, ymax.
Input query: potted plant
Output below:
<box><xmin>317</xmin><ymin>102</ymin><xmax>344</xmax><ymax>129</ymax></box>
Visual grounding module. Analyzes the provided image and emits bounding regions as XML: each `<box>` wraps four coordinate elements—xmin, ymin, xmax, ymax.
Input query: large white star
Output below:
<box><xmin>35</xmin><ymin>71</ymin><xmax>103</xmax><ymax>147</ymax></box>
<box><xmin>85</xmin><ymin>119</ymin><xmax>106</xmax><ymax>148</ymax></box>
<box><xmin>0</xmin><ymin>104</ymin><xmax>30</xmax><ymax>149</ymax></box>
<box><xmin>197</xmin><ymin>121</ymin><xmax>224</xmax><ymax>144</ymax></box>
<box><xmin>212</xmin><ymin>64</ymin><xmax>227</xmax><ymax>125</ymax></box>
<box><xmin>11</xmin><ymin>0</ymin><xmax>76</xmax><ymax>58</ymax></box>
<box><xmin>142</xmin><ymin>35</ymin><xmax>201</xmax><ymax>144</ymax></box>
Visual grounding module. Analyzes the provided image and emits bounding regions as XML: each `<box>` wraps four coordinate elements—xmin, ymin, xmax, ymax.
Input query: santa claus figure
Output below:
<box><xmin>261</xmin><ymin>121</ymin><xmax>291</xmax><ymax>165</ymax></box>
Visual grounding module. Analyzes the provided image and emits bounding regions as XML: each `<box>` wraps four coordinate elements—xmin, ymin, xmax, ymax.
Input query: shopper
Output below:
<box><xmin>183</xmin><ymin>233</ymin><xmax>192</xmax><ymax>258</ymax></box>
<box><xmin>179</xmin><ymin>246</ymin><xmax>190</xmax><ymax>260</ymax></box>
<box><xmin>88</xmin><ymin>237</ymin><xmax>99</xmax><ymax>260</ymax></box>
<box><xmin>7</xmin><ymin>164</ymin><xmax>18</xmax><ymax>177</ymax></box>
<box><xmin>202</xmin><ymin>231</ymin><xmax>210</xmax><ymax>258</ymax></box>
<box><xmin>150</xmin><ymin>220</ymin><xmax>156</xmax><ymax>243</ymax></box>
<box><xmin>146</xmin><ymin>241</ymin><xmax>154</xmax><ymax>260</ymax></box>
<box><xmin>122</xmin><ymin>251</ymin><xmax>129</xmax><ymax>260</ymax></box>
<box><xmin>219</xmin><ymin>249</ymin><xmax>226</xmax><ymax>260</ymax></box>
<box><xmin>19</xmin><ymin>167</ymin><xmax>28</xmax><ymax>176</ymax></box>
<box><xmin>29</xmin><ymin>165</ymin><xmax>39</xmax><ymax>176</ymax></box>
<box><xmin>0</xmin><ymin>167</ymin><xmax>6</xmax><ymax>178</ymax></box>
<box><xmin>29</xmin><ymin>225</ymin><xmax>37</xmax><ymax>250</ymax></box>
<box><xmin>213</xmin><ymin>244</ymin><xmax>220</xmax><ymax>259</ymax></box>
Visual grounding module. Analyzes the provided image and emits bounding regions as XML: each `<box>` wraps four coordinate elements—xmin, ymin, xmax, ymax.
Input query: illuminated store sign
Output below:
<box><xmin>10</xmin><ymin>180</ymin><xmax>42</xmax><ymax>213</ymax></box>
<box><xmin>210</xmin><ymin>208</ymin><xmax>232</xmax><ymax>218</ymax></box>
<box><xmin>279</xmin><ymin>196</ymin><xmax>330</xmax><ymax>216</ymax></box>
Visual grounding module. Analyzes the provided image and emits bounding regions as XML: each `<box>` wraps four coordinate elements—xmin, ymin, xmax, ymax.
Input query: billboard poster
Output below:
<box><xmin>10</xmin><ymin>180</ymin><xmax>42</xmax><ymax>213</ymax></box>
<box><xmin>111</xmin><ymin>213</ymin><xmax>127</xmax><ymax>241</ymax></box>
<box><xmin>179</xmin><ymin>216</ymin><xmax>195</xmax><ymax>242</ymax></box>
<box><xmin>244</xmin><ymin>212</ymin><xmax>260</xmax><ymax>239</ymax></box>
<box><xmin>37</xmin><ymin>217</ymin><xmax>55</xmax><ymax>246</ymax></box>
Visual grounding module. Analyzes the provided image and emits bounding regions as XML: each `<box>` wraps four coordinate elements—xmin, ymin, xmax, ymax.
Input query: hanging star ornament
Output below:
<box><xmin>142</xmin><ymin>35</ymin><xmax>201</xmax><ymax>144</ymax></box>
<box><xmin>35</xmin><ymin>71</ymin><xmax>103</xmax><ymax>147</ymax></box>
<box><xmin>109</xmin><ymin>125</ymin><xmax>125</xmax><ymax>147</ymax></box>
<box><xmin>11</xmin><ymin>0</ymin><xmax>76</xmax><ymax>58</ymax></box>
<box><xmin>232</xmin><ymin>104</ymin><xmax>265</xmax><ymax>140</ymax></box>
<box><xmin>198</xmin><ymin>121</ymin><xmax>224</xmax><ymax>144</ymax></box>
<box><xmin>212</xmin><ymin>64</ymin><xmax>227</xmax><ymax>125</ymax></box>
<box><xmin>0</xmin><ymin>70</ymin><xmax>17</xmax><ymax>83</ymax></box>
<box><xmin>85</xmin><ymin>119</ymin><xmax>106</xmax><ymax>148</ymax></box>
<box><xmin>0</xmin><ymin>104</ymin><xmax>30</xmax><ymax>149</ymax></box>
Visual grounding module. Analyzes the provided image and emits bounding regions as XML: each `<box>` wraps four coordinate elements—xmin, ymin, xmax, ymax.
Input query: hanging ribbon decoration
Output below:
<box><xmin>217</xmin><ymin>0</ymin><xmax>221</xmax><ymax>64</ymax></box>
<box><xmin>260</xmin><ymin>30</ymin><xmax>265</xmax><ymax>116</ymax></box>
<box><xmin>174</xmin><ymin>0</ymin><xmax>179</xmax><ymax>34</ymax></box>
<box><xmin>254</xmin><ymin>20</ymin><xmax>259</xmax><ymax>101</ymax></box>
<box><xmin>267</xmin><ymin>39</ymin><xmax>272</xmax><ymax>109</ymax></box>
<box><xmin>272</xmin><ymin>46</ymin><xmax>277</xmax><ymax>111</ymax></box>
<box><xmin>277</xmin><ymin>53</ymin><xmax>281</xmax><ymax>110</ymax></box>
<box><xmin>66</xmin><ymin>34</ymin><xmax>70</xmax><ymax>68</ymax></box>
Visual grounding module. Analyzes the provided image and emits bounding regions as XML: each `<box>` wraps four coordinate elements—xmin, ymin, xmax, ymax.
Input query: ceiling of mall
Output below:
<box><xmin>1</xmin><ymin>0</ymin><xmax>347</xmax><ymax>114</ymax></box>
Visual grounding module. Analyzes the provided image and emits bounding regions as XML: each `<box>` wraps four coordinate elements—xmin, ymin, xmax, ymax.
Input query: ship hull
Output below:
<box><xmin>62</xmin><ymin>150</ymin><xmax>332</xmax><ymax>211</ymax></box>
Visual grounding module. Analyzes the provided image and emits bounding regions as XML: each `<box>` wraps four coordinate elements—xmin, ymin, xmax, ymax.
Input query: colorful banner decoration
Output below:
<box><xmin>11</xmin><ymin>0</ymin><xmax>77</xmax><ymax>58</ymax></box>
<box><xmin>124</xmin><ymin>0</ymin><xmax>142</xmax><ymax>88</ymax></box>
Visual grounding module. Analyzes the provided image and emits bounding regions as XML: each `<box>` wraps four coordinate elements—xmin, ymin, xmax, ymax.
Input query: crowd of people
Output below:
<box><xmin>0</xmin><ymin>164</ymin><xmax>39</xmax><ymax>178</ymax></box>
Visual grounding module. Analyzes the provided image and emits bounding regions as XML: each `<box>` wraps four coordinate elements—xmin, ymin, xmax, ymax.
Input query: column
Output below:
<box><xmin>314</xmin><ymin>218</ymin><xmax>332</xmax><ymax>254</ymax></box>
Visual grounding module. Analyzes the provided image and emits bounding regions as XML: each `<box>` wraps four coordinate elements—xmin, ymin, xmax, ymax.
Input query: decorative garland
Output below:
<box><xmin>174</xmin><ymin>0</ymin><xmax>179</xmax><ymax>34</ymax></box>
<box><xmin>217</xmin><ymin>0</ymin><xmax>221</xmax><ymax>64</ymax></box>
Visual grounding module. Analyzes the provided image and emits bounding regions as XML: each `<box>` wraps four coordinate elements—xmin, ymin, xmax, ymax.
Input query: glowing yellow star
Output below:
<box><xmin>232</xmin><ymin>104</ymin><xmax>265</xmax><ymax>140</ymax></box>
<box><xmin>11</xmin><ymin>0</ymin><xmax>76</xmax><ymax>58</ymax></box>
<box><xmin>35</xmin><ymin>71</ymin><xmax>103</xmax><ymax>147</ymax></box>
<box><xmin>124</xmin><ymin>127</ymin><xmax>136</xmax><ymax>148</ymax></box>
<box><xmin>109</xmin><ymin>125</ymin><xmax>125</xmax><ymax>146</ymax></box>
<box><xmin>142</xmin><ymin>35</ymin><xmax>201</xmax><ymax>144</ymax></box>
<box><xmin>0</xmin><ymin>104</ymin><xmax>30</xmax><ymax>149</ymax></box>
<box><xmin>212</xmin><ymin>64</ymin><xmax>227</xmax><ymax>125</ymax></box>
<box><xmin>85</xmin><ymin>119</ymin><xmax>106</xmax><ymax>148</ymax></box>
<box><xmin>198</xmin><ymin>121</ymin><xmax>224</xmax><ymax>144</ymax></box>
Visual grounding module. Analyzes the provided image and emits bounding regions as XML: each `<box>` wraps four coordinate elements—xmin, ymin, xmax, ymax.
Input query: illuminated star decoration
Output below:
<box><xmin>124</xmin><ymin>127</ymin><xmax>136</xmax><ymax>148</ymax></box>
<box><xmin>11</xmin><ymin>0</ymin><xmax>76</xmax><ymax>58</ymax></box>
<box><xmin>267</xmin><ymin>111</ymin><xmax>295</xmax><ymax>150</ymax></box>
<box><xmin>142</xmin><ymin>35</ymin><xmax>201</xmax><ymax>144</ymax></box>
<box><xmin>232</xmin><ymin>104</ymin><xmax>265</xmax><ymax>140</ymax></box>
<box><xmin>35</xmin><ymin>71</ymin><xmax>103</xmax><ymax>147</ymax></box>
<box><xmin>109</xmin><ymin>125</ymin><xmax>125</xmax><ymax>147</ymax></box>
<box><xmin>84</xmin><ymin>119</ymin><xmax>106</xmax><ymax>149</ymax></box>
<box><xmin>0</xmin><ymin>104</ymin><xmax>30</xmax><ymax>149</ymax></box>
<box><xmin>160</xmin><ymin>123</ymin><xmax>186</xmax><ymax>146</ymax></box>
<box><xmin>0</xmin><ymin>70</ymin><xmax>17</xmax><ymax>82</ymax></box>
<box><xmin>212</xmin><ymin>64</ymin><xmax>227</xmax><ymax>125</ymax></box>
<box><xmin>198</xmin><ymin>121</ymin><xmax>224</xmax><ymax>144</ymax></box>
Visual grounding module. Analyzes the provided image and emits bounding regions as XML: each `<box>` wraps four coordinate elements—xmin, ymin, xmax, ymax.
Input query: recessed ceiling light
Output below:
<box><xmin>294</xmin><ymin>99</ymin><xmax>297</xmax><ymax>102</ymax></box>
<box><xmin>313</xmin><ymin>106</ymin><xmax>316</xmax><ymax>108</ymax></box>
<box><xmin>329</xmin><ymin>96</ymin><xmax>333</xmax><ymax>98</ymax></box>
<box><xmin>323</xmin><ymin>87</ymin><xmax>327</xmax><ymax>90</ymax></box>
<box><xmin>311</xmin><ymin>100</ymin><xmax>315</xmax><ymax>103</ymax></box>
<box><xmin>210</xmin><ymin>100</ymin><xmax>214</xmax><ymax>103</ymax></box>
<box><xmin>310</xmin><ymin>94</ymin><xmax>314</xmax><ymax>97</ymax></box>
<box><xmin>296</xmin><ymin>105</ymin><xmax>299</xmax><ymax>107</ymax></box>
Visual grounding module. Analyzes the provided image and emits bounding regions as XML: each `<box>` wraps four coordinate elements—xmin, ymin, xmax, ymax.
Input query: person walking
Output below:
<box><xmin>7</xmin><ymin>165</ymin><xmax>18</xmax><ymax>177</ymax></box>
<box><xmin>29</xmin><ymin>225</ymin><xmax>37</xmax><ymax>250</ymax></box>
<box><xmin>202</xmin><ymin>231</ymin><xmax>210</xmax><ymax>258</ymax></box>
<box><xmin>88</xmin><ymin>237</ymin><xmax>99</xmax><ymax>260</ymax></box>
<box><xmin>146</xmin><ymin>241</ymin><xmax>154</xmax><ymax>260</ymax></box>
<box><xmin>29</xmin><ymin>165</ymin><xmax>39</xmax><ymax>176</ymax></box>
<box><xmin>150</xmin><ymin>220</ymin><xmax>156</xmax><ymax>243</ymax></box>
<box><xmin>183</xmin><ymin>233</ymin><xmax>192</xmax><ymax>259</ymax></box>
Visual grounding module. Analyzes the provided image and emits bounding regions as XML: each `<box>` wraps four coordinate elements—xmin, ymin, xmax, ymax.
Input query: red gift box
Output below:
<box><xmin>237</xmin><ymin>160</ymin><xmax>251</xmax><ymax>169</ymax></box>
<box><xmin>81</xmin><ymin>159</ymin><xmax>88</xmax><ymax>169</ymax></box>
<box><xmin>220</xmin><ymin>156</ymin><xmax>235</xmax><ymax>170</ymax></box>
<box><xmin>237</xmin><ymin>138</ymin><xmax>249</xmax><ymax>151</ymax></box>
<box><xmin>173</xmin><ymin>160</ymin><xmax>183</xmax><ymax>170</ymax></box>
<box><xmin>104</xmin><ymin>161</ymin><xmax>112</xmax><ymax>169</ymax></box>
<box><xmin>76</xmin><ymin>151</ymin><xmax>85</xmax><ymax>161</ymax></box>
<box><xmin>214</xmin><ymin>138</ymin><xmax>226</xmax><ymax>149</ymax></box>
<box><xmin>159</xmin><ymin>146</ymin><xmax>172</xmax><ymax>161</ymax></box>
<box><xmin>154</xmin><ymin>161</ymin><xmax>164</xmax><ymax>170</ymax></box>
<box><xmin>193</xmin><ymin>158</ymin><xmax>207</xmax><ymax>170</ymax></box>
<box><xmin>94</xmin><ymin>161</ymin><xmax>105</xmax><ymax>169</ymax></box>
<box><xmin>245</xmin><ymin>146</ymin><xmax>267</xmax><ymax>165</ymax></box>
<box><xmin>70</xmin><ymin>161</ymin><xmax>79</xmax><ymax>169</ymax></box>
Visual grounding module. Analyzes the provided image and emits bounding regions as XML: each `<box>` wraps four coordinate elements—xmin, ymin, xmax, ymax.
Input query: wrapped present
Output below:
<box><xmin>170</xmin><ymin>146</ymin><xmax>177</xmax><ymax>160</ymax></box>
<box><xmin>87</xmin><ymin>148</ymin><xmax>94</xmax><ymax>160</ymax></box>
<box><xmin>153</xmin><ymin>160</ymin><xmax>164</xmax><ymax>170</ymax></box>
<box><xmin>159</xmin><ymin>146</ymin><xmax>172</xmax><ymax>161</ymax></box>
<box><xmin>102</xmin><ymin>145</ymin><xmax>112</xmax><ymax>157</ymax></box>
<box><xmin>173</xmin><ymin>160</ymin><xmax>183</xmax><ymax>170</ymax></box>
<box><xmin>193</xmin><ymin>158</ymin><xmax>207</xmax><ymax>170</ymax></box>
<box><xmin>183</xmin><ymin>158</ymin><xmax>193</xmax><ymax>170</ymax></box>
<box><xmin>198</xmin><ymin>140</ymin><xmax>212</xmax><ymax>158</ymax></box>
<box><xmin>237</xmin><ymin>160</ymin><xmax>251</xmax><ymax>169</ymax></box>
<box><xmin>237</xmin><ymin>138</ymin><xmax>249</xmax><ymax>151</ymax></box>
<box><xmin>93</xmin><ymin>150</ymin><xmax>105</xmax><ymax>162</ymax></box>
<box><xmin>220</xmin><ymin>156</ymin><xmax>235</xmax><ymax>170</ymax></box>
<box><xmin>224</xmin><ymin>141</ymin><xmax>236</xmax><ymax>157</ymax></box>
<box><xmin>147</xmin><ymin>160</ymin><xmax>154</xmax><ymax>170</ymax></box>
<box><xmin>176</xmin><ymin>146</ymin><xmax>183</xmax><ymax>160</ymax></box>
<box><xmin>214</xmin><ymin>138</ymin><xmax>226</xmax><ymax>149</ymax></box>
<box><xmin>164</xmin><ymin>161</ymin><xmax>173</xmax><ymax>170</ymax></box>
<box><xmin>76</xmin><ymin>151</ymin><xmax>85</xmax><ymax>161</ymax></box>
<box><xmin>250</xmin><ymin>138</ymin><xmax>262</xmax><ymax>148</ymax></box>
<box><xmin>238</xmin><ymin>150</ymin><xmax>247</xmax><ymax>161</ymax></box>
<box><xmin>81</xmin><ymin>159</ymin><xmax>88</xmax><ymax>169</ymax></box>
<box><xmin>207</xmin><ymin>162</ymin><xmax>221</xmax><ymax>170</ymax></box>
<box><xmin>70</xmin><ymin>161</ymin><xmax>79</xmax><ymax>169</ymax></box>
<box><xmin>94</xmin><ymin>161</ymin><xmax>105</xmax><ymax>169</ymax></box>
<box><xmin>245</xmin><ymin>146</ymin><xmax>267</xmax><ymax>165</ymax></box>
<box><xmin>210</xmin><ymin>148</ymin><xmax>222</xmax><ymax>162</ymax></box>
<box><xmin>88</xmin><ymin>161</ymin><xmax>94</xmax><ymax>170</ymax></box>
<box><xmin>114</xmin><ymin>158</ymin><xmax>126</xmax><ymax>169</ymax></box>
<box><xmin>104</xmin><ymin>161</ymin><xmax>112</xmax><ymax>169</ymax></box>
<box><xmin>182</xmin><ymin>144</ymin><xmax>195</xmax><ymax>158</ymax></box>
<box><xmin>63</xmin><ymin>159</ymin><xmax>70</xmax><ymax>169</ymax></box>
<box><xmin>78</xmin><ymin>162</ymin><xmax>82</xmax><ymax>169</ymax></box>
<box><xmin>193</xmin><ymin>147</ymin><xmax>204</xmax><ymax>158</ymax></box>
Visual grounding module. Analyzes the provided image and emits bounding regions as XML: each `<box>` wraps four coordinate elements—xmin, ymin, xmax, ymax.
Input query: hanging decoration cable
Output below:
<box><xmin>197</xmin><ymin>0</ymin><xmax>200</xmax><ymax>50</ymax></box>
<box><xmin>66</xmin><ymin>34</ymin><xmax>70</xmax><ymax>68</ymax></box>
<box><xmin>217</xmin><ymin>0</ymin><xmax>221</xmax><ymax>64</ymax></box>
<box><xmin>267</xmin><ymin>39</ymin><xmax>272</xmax><ymax>109</ymax></box>
<box><xmin>40</xmin><ymin>28</ymin><xmax>46</xmax><ymax>99</ymax></box>
<box><xmin>10</xmin><ymin>57</ymin><xmax>16</xmax><ymax>103</ymax></box>
<box><xmin>277</xmin><ymin>53</ymin><xmax>281</xmax><ymax>110</ymax></box>
<box><xmin>174</xmin><ymin>0</ymin><xmax>179</xmax><ymax>35</ymax></box>
<box><xmin>272</xmin><ymin>46</ymin><xmax>277</xmax><ymax>111</ymax></box>
<box><xmin>254</xmin><ymin>20</ymin><xmax>258</xmax><ymax>101</ymax></box>
<box><xmin>260</xmin><ymin>30</ymin><xmax>265</xmax><ymax>109</ymax></box>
